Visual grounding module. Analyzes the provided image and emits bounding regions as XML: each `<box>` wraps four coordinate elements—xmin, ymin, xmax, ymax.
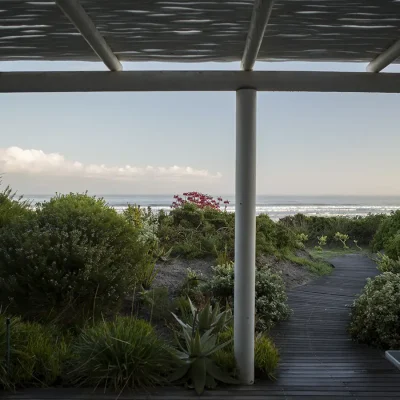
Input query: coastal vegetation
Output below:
<box><xmin>0</xmin><ymin>183</ymin><xmax>399</xmax><ymax>393</ymax></box>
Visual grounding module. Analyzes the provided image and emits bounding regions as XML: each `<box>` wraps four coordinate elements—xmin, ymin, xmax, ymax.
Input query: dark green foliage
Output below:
<box><xmin>281</xmin><ymin>213</ymin><xmax>385</xmax><ymax>247</ymax></box>
<box><xmin>0</xmin><ymin>314</ymin><xmax>69</xmax><ymax>389</ymax></box>
<box><xmin>373</xmin><ymin>211</ymin><xmax>400</xmax><ymax>252</ymax></box>
<box><xmin>158</xmin><ymin>204</ymin><xmax>298</xmax><ymax>260</ymax></box>
<box><xmin>376</xmin><ymin>254</ymin><xmax>400</xmax><ymax>274</ymax></box>
<box><xmin>256</xmin><ymin>214</ymin><xmax>297</xmax><ymax>255</ymax></box>
<box><xmin>0</xmin><ymin>193</ymin><xmax>149</xmax><ymax>325</ymax></box>
<box><xmin>0</xmin><ymin>184</ymin><xmax>31</xmax><ymax>228</ymax></box>
<box><xmin>385</xmin><ymin>234</ymin><xmax>400</xmax><ymax>260</ymax></box>
<box><xmin>254</xmin><ymin>333</ymin><xmax>280</xmax><ymax>380</ymax></box>
<box><xmin>158</xmin><ymin>203</ymin><xmax>235</xmax><ymax>259</ymax></box>
<box><xmin>204</xmin><ymin>263</ymin><xmax>290</xmax><ymax>330</ymax></box>
<box><xmin>72</xmin><ymin>317</ymin><xmax>175</xmax><ymax>390</ymax></box>
<box><xmin>213</xmin><ymin>327</ymin><xmax>279</xmax><ymax>380</ymax></box>
<box><xmin>349</xmin><ymin>272</ymin><xmax>400</xmax><ymax>349</ymax></box>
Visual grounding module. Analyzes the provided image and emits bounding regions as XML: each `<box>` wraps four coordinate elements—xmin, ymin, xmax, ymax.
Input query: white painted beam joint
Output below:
<box><xmin>56</xmin><ymin>0</ymin><xmax>122</xmax><ymax>71</ymax></box>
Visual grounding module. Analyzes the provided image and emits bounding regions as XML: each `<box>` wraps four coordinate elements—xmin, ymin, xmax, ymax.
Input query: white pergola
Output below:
<box><xmin>2</xmin><ymin>0</ymin><xmax>400</xmax><ymax>385</ymax></box>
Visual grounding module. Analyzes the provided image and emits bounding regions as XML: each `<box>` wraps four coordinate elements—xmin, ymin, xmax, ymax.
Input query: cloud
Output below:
<box><xmin>0</xmin><ymin>147</ymin><xmax>222</xmax><ymax>181</ymax></box>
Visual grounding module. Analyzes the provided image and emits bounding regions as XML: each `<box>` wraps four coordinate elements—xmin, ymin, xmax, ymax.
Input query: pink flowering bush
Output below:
<box><xmin>171</xmin><ymin>192</ymin><xmax>229</xmax><ymax>211</ymax></box>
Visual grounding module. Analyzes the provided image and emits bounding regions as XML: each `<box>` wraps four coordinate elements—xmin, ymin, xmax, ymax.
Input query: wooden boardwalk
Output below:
<box><xmin>3</xmin><ymin>255</ymin><xmax>399</xmax><ymax>399</ymax></box>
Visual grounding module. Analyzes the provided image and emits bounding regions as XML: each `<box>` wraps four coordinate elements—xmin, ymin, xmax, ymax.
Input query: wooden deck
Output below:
<box><xmin>3</xmin><ymin>254</ymin><xmax>399</xmax><ymax>399</ymax></box>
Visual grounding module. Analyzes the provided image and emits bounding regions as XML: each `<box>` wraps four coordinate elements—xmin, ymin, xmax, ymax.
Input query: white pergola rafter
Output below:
<box><xmin>241</xmin><ymin>0</ymin><xmax>275</xmax><ymax>71</ymax></box>
<box><xmin>55</xmin><ymin>0</ymin><xmax>122</xmax><ymax>71</ymax></box>
<box><xmin>367</xmin><ymin>38</ymin><xmax>400</xmax><ymax>73</ymax></box>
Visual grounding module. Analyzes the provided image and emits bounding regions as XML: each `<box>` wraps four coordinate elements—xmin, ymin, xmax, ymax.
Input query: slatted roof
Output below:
<box><xmin>2</xmin><ymin>0</ymin><xmax>400</xmax><ymax>64</ymax></box>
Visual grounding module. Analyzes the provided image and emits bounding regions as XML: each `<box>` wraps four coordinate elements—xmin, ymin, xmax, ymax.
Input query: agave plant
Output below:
<box><xmin>174</xmin><ymin>298</ymin><xmax>232</xmax><ymax>336</ymax></box>
<box><xmin>170</xmin><ymin>300</ymin><xmax>237</xmax><ymax>394</ymax></box>
<box><xmin>170</xmin><ymin>320</ymin><xmax>237</xmax><ymax>394</ymax></box>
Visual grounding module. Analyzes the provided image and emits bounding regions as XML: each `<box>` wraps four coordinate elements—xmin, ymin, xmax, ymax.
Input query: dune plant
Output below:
<box><xmin>296</xmin><ymin>233</ymin><xmax>309</xmax><ymax>249</ymax></box>
<box><xmin>314</xmin><ymin>235</ymin><xmax>328</xmax><ymax>251</ymax></box>
<box><xmin>334</xmin><ymin>232</ymin><xmax>349</xmax><ymax>249</ymax></box>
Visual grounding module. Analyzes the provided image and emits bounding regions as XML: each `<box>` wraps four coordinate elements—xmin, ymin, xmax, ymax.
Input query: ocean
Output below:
<box><xmin>25</xmin><ymin>194</ymin><xmax>400</xmax><ymax>221</ymax></box>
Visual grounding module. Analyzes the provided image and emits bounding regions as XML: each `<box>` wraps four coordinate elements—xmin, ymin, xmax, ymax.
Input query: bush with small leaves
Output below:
<box><xmin>373</xmin><ymin>210</ymin><xmax>400</xmax><ymax>254</ymax></box>
<box><xmin>376</xmin><ymin>254</ymin><xmax>400</xmax><ymax>274</ymax></box>
<box><xmin>0</xmin><ymin>184</ymin><xmax>31</xmax><ymax>228</ymax></box>
<box><xmin>204</xmin><ymin>263</ymin><xmax>290</xmax><ymax>331</ymax></box>
<box><xmin>0</xmin><ymin>193</ymin><xmax>149</xmax><ymax>326</ymax></box>
<box><xmin>73</xmin><ymin>317</ymin><xmax>175</xmax><ymax>390</ymax></box>
<box><xmin>349</xmin><ymin>272</ymin><xmax>400</xmax><ymax>349</ymax></box>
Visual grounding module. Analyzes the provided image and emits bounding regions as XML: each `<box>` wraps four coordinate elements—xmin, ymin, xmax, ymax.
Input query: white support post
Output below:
<box><xmin>234</xmin><ymin>88</ymin><xmax>257</xmax><ymax>384</ymax></box>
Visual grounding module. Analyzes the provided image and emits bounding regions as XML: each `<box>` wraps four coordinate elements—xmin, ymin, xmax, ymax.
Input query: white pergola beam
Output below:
<box><xmin>367</xmin><ymin>39</ymin><xmax>400</xmax><ymax>73</ymax></box>
<box><xmin>56</xmin><ymin>0</ymin><xmax>122</xmax><ymax>72</ymax></box>
<box><xmin>241</xmin><ymin>0</ymin><xmax>275</xmax><ymax>71</ymax></box>
<box><xmin>2</xmin><ymin>71</ymin><xmax>400</xmax><ymax>93</ymax></box>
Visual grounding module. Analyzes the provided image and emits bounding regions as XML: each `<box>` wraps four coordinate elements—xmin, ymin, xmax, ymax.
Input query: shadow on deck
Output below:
<box><xmin>3</xmin><ymin>255</ymin><xmax>399</xmax><ymax>399</ymax></box>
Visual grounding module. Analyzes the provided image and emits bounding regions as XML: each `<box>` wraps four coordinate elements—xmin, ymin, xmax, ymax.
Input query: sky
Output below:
<box><xmin>1</xmin><ymin>59</ymin><xmax>400</xmax><ymax>196</ymax></box>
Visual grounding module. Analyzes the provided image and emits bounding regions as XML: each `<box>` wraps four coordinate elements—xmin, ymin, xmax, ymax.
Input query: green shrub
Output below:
<box><xmin>0</xmin><ymin>314</ymin><xmax>69</xmax><ymax>389</ymax></box>
<box><xmin>373</xmin><ymin>211</ymin><xmax>400</xmax><ymax>253</ymax></box>
<box><xmin>255</xmin><ymin>267</ymin><xmax>291</xmax><ymax>330</ymax></box>
<box><xmin>0</xmin><ymin>184</ymin><xmax>31</xmax><ymax>228</ymax></box>
<box><xmin>349</xmin><ymin>272</ymin><xmax>400</xmax><ymax>349</ymax></box>
<box><xmin>212</xmin><ymin>327</ymin><xmax>279</xmax><ymax>380</ymax></box>
<box><xmin>385</xmin><ymin>233</ymin><xmax>400</xmax><ymax>260</ymax></box>
<box><xmin>376</xmin><ymin>254</ymin><xmax>400</xmax><ymax>274</ymax></box>
<box><xmin>256</xmin><ymin>214</ymin><xmax>296</xmax><ymax>255</ymax></box>
<box><xmin>204</xmin><ymin>263</ymin><xmax>290</xmax><ymax>330</ymax></box>
<box><xmin>0</xmin><ymin>193</ymin><xmax>149</xmax><ymax>326</ymax></box>
<box><xmin>254</xmin><ymin>333</ymin><xmax>280</xmax><ymax>380</ymax></box>
<box><xmin>281</xmin><ymin>213</ymin><xmax>385</xmax><ymax>246</ymax></box>
<box><xmin>73</xmin><ymin>317</ymin><xmax>174</xmax><ymax>390</ymax></box>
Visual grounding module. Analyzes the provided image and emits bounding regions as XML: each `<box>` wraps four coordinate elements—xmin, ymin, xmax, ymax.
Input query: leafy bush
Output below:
<box><xmin>158</xmin><ymin>203</ymin><xmax>235</xmax><ymax>259</ymax></box>
<box><xmin>0</xmin><ymin>193</ymin><xmax>149</xmax><ymax>325</ymax></box>
<box><xmin>349</xmin><ymin>272</ymin><xmax>400</xmax><ymax>349</ymax></box>
<box><xmin>0</xmin><ymin>184</ymin><xmax>31</xmax><ymax>228</ymax></box>
<box><xmin>204</xmin><ymin>263</ymin><xmax>291</xmax><ymax>330</ymax></box>
<box><xmin>0</xmin><ymin>314</ymin><xmax>68</xmax><ymax>389</ymax></box>
<box><xmin>373</xmin><ymin>211</ymin><xmax>400</xmax><ymax>254</ymax></box>
<box><xmin>376</xmin><ymin>254</ymin><xmax>400</xmax><ymax>274</ymax></box>
<box><xmin>281</xmin><ymin>213</ymin><xmax>385</xmax><ymax>246</ymax></box>
<box><xmin>73</xmin><ymin>317</ymin><xmax>174</xmax><ymax>390</ymax></box>
<box><xmin>213</xmin><ymin>327</ymin><xmax>279</xmax><ymax>380</ymax></box>
<box><xmin>255</xmin><ymin>268</ymin><xmax>291</xmax><ymax>330</ymax></box>
<box><xmin>256</xmin><ymin>215</ymin><xmax>296</xmax><ymax>255</ymax></box>
<box><xmin>254</xmin><ymin>333</ymin><xmax>280</xmax><ymax>380</ymax></box>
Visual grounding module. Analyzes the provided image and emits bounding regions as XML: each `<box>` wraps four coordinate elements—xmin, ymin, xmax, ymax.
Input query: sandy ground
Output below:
<box><xmin>152</xmin><ymin>250</ymin><xmax>315</xmax><ymax>295</ymax></box>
